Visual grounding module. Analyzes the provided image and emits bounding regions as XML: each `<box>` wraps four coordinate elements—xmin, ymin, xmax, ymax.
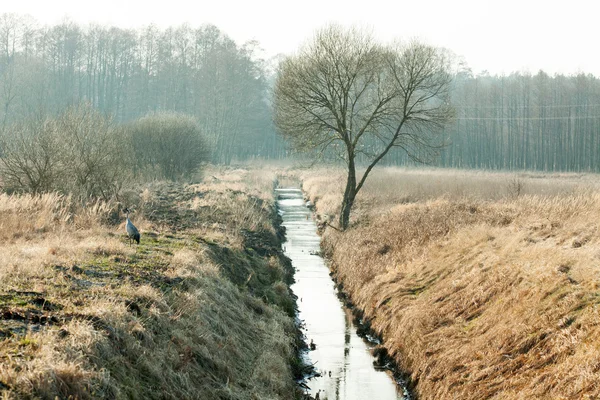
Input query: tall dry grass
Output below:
<box><xmin>301</xmin><ymin>166</ymin><xmax>600</xmax><ymax>399</ymax></box>
<box><xmin>0</xmin><ymin>166</ymin><xmax>301</xmax><ymax>399</ymax></box>
<box><xmin>300</xmin><ymin>166</ymin><xmax>599</xmax><ymax>223</ymax></box>
<box><xmin>0</xmin><ymin>193</ymin><xmax>70</xmax><ymax>240</ymax></box>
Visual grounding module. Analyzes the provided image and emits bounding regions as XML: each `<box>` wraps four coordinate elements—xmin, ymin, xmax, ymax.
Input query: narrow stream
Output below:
<box><xmin>276</xmin><ymin>188</ymin><xmax>408</xmax><ymax>400</ymax></box>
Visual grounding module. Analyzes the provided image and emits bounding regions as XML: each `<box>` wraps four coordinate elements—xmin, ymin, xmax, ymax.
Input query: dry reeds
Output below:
<box><xmin>301</xmin><ymin>166</ymin><xmax>600</xmax><ymax>399</ymax></box>
<box><xmin>0</xmin><ymin>166</ymin><xmax>300</xmax><ymax>399</ymax></box>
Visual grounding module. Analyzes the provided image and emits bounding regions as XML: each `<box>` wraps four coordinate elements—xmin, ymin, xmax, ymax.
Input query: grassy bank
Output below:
<box><xmin>300</xmin><ymin>167</ymin><xmax>600</xmax><ymax>399</ymax></box>
<box><xmin>0</xmin><ymin>167</ymin><xmax>302</xmax><ymax>399</ymax></box>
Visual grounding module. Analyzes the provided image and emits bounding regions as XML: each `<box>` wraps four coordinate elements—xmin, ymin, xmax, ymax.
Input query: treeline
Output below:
<box><xmin>386</xmin><ymin>71</ymin><xmax>600</xmax><ymax>172</ymax></box>
<box><xmin>0</xmin><ymin>13</ymin><xmax>286</xmax><ymax>163</ymax></box>
<box><xmin>2</xmin><ymin>13</ymin><xmax>599</xmax><ymax>172</ymax></box>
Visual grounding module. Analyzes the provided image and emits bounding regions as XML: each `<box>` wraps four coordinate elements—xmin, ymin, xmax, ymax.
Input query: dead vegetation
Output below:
<box><xmin>0</xmin><ymin>166</ymin><xmax>302</xmax><ymax>399</ymax></box>
<box><xmin>301</xmin><ymin>166</ymin><xmax>600</xmax><ymax>399</ymax></box>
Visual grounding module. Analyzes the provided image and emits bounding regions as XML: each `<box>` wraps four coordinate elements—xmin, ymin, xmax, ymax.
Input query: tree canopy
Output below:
<box><xmin>274</xmin><ymin>25</ymin><xmax>454</xmax><ymax>229</ymax></box>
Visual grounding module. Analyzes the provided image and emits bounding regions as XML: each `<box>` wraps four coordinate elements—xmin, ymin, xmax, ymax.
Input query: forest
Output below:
<box><xmin>0</xmin><ymin>13</ymin><xmax>599</xmax><ymax>173</ymax></box>
<box><xmin>439</xmin><ymin>71</ymin><xmax>600</xmax><ymax>171</ymax></box>
<box><xmin>368</xmin><ymin>71</ymin><xmax>600</xmax><ymax>171</ymax></box>
<box><xmin>0</xmin><ymin>14</ymin><xmax>286</xmax><ymax>165</ymax></box>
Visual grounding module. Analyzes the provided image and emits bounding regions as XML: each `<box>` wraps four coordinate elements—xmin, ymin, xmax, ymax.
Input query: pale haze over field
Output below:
<box><xmin>4</xmin><ymin>0</ymin><xmax>599</xmax><ymax>76</ymax></box>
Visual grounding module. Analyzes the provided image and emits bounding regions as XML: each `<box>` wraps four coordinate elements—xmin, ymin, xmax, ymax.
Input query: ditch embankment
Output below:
<box><xmin>300</xmin><ymin>167</ymin><xmax>600</xmax><ymax>399</ymax></box>
<box><xmin>0</xmin><ymin>168</ymin><xmax>305</xmax><ymax>399</ymax></box>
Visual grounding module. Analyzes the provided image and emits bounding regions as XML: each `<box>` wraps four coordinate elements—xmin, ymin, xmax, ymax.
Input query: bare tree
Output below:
<box><xmin>274</xmin><ymin>25</ymin><xmax>454</xmax><ymax>229</ymax></box>
<box><xmin>0</xmin><ymin>13</ymin><xmax>23</xmax><ymax>131</ymax></box>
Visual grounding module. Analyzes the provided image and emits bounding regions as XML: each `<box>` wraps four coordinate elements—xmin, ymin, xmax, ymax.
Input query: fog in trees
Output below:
<box><xmin>439</xmin><ymin>71</ymin><xmax>600</xmax><ymax>171</ymax></box>
<box><xmin>1</xmin><ymin>11</ymin><xmax>599</xmax><ymax>201</ymax></box>
<box><xmin>0</xmin><ymin>13</ymin><xmax>286</xmax><ymax>166</ymax></box>
<box><xmin>368</xmin><ymin>69</ymin><xmax>600</xmax><ymax>172</ymax></box>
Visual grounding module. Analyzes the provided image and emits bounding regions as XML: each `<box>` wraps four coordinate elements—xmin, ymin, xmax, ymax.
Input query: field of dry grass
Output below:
<box><xmin>300</xmin><ymin>166</ymin><xmax>600</xmax><ymax>399</ymax></box>
<box><xmin>0</xmin><ymin>166</ymin><xmax>303</xmax><ymax>399</ymax></box>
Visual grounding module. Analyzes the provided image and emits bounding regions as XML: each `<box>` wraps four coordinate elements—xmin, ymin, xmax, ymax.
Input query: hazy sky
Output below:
<box><xmin>4</xmin><ymin>0</ymin><xmax>599</xmax><ymax>76</ymax></box>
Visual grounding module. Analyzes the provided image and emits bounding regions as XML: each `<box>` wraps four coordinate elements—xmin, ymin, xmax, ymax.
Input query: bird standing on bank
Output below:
<box><xmin>124</xmin><ymin>207</ymin><xmax>140</xmax><ymax>246</ymax></box>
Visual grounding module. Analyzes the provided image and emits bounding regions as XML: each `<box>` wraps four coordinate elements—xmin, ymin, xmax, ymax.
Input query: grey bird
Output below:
<box><xmin>124</xmin><ymin>207</ymin><xmax>140</xmax><ymax>246</ymax></box>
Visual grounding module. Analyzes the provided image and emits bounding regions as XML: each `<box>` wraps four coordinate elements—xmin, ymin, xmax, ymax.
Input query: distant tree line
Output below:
<box><xmin>0</xmin><ymin>13</ymin><xmax>286</xmax><ymax>164</ymax></box>
<box><xmin>383</xmin><ymin>71</ymin><xmax>600</xmax><ymax>172</ymax></box>
<box><xmin>1</xmin><ymin>13</ymin><xmax>599</xmax><ymax>172</ymax></box>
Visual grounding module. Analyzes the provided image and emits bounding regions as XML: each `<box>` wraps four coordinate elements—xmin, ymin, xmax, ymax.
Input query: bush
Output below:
<box><xmin>0</xmin><ymin>118</ymin><xmax>59</xmax><ymax>194</ymax></box>
<box><xmin>128</xmin><ymin>112</ymin><xmax>210</xmax><ymax>181</ymax></box>
<box><xmin>0</xmin><ymin>104</ymin><xmax>131</xmax><ymax>200</ymax></box>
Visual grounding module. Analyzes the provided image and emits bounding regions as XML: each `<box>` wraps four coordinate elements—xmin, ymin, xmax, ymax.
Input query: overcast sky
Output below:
<box><xmin>4</xmin><ymin>0</ymin><xmax>599</xmax><ymax>76</ymax></box>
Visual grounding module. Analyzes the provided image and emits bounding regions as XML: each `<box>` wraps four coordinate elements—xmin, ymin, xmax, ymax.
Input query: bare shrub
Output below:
<box><xmin>0</xmin><ymin>118</ymin><xmax>60</xmax><ymax>194</ymax></box>
<box><xmin>54</xmin><ymin>104</ymin><xmax>131</xmax><ymax>200</ymax></box>
<box><xmin>128</xmin><ymin>112</ymin><xmax>210</xmax><ymax>181</ymax></box>
<box><xmin>506</xmin><ymin>175</ymin><xmax>525</xmax><ymax>198</ymax></box>
<box><xmin>0</xmin><ymin>103</ymin><xmax>131</xmax><ymax>200</ymax></box>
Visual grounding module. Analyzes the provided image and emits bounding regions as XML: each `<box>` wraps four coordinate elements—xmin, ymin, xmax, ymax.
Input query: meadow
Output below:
<box><xmin>0</xmin><ymin>167</ymin><xmax>303</xmax><ymax>400</ymax></box>
<box><xmin>299</xmin><ymin>166</ymin><xmax>600</xmax><ymax>399</ymax></box>
<box><xmin>4</xmin><ymin>162</ymin><xmax>600</xmax><ymax>399</ymax></box>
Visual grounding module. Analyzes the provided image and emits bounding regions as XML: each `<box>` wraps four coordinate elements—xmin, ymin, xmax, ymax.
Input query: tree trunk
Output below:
<box><xmin>339</xmin><ymin>156</ymin><xmax>357</xmax><ymax>230</ymax></box>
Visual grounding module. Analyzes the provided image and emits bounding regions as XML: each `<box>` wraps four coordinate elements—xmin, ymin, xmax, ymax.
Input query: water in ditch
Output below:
<box><xmin>276</xmin><ymin>188</ymin><xmax>408</xmax><ymax>400</ymax></box>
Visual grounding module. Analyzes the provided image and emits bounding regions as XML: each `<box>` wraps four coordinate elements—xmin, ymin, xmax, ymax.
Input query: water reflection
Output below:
<box><xmin>276</xmin><ymin>188</ymin><xmax>407</xmax><ymax>400</ymax></box>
